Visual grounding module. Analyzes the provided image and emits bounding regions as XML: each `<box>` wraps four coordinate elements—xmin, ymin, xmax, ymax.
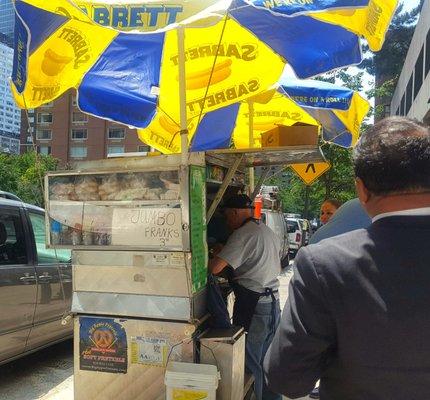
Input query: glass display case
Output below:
<box><xmin>46</xmin><ymin>169</ymin><xmax>187</xmax><ymax>251</ymax></box>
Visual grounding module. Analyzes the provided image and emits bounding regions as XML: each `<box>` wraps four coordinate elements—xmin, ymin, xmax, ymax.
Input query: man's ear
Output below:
<box><xmin>355</xmin><ymin>178</ymin><xmax>371</xmax><ymax>204</ymax></box>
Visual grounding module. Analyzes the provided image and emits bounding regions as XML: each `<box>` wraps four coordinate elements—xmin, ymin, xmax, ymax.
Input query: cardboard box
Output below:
<box><xmin>261</xmin><ymin>123</ymin><xmax>319</xmax><ymax>147</ymax></box>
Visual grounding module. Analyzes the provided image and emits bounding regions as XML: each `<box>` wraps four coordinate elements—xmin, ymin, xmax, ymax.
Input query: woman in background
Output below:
<box><xmin>320</xmin><ymin>199</ymin><xmax>342</xmax><ymax>225</ymax></box>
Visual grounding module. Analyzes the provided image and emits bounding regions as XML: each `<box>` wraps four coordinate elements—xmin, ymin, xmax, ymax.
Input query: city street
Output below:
<box><xmin>0</xmin><ymin>267</ymin><xmax>310</xmax><ymax>400</ymax></box>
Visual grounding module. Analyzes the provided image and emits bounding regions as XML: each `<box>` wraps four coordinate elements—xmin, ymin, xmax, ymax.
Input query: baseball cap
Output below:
<box><xmin>222</xmin><ymin>194</ymin><xmax>254</xmax><ymax>209</ymax></box>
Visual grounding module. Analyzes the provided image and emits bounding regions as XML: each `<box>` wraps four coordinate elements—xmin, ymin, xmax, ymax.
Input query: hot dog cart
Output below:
<box><xmin>44</xmin><ymin>145</ymin><xmax>324</xmax><ymax>400</ymax></box>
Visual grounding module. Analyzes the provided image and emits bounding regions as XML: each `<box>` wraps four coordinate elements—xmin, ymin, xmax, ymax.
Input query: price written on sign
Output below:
<box><xmin>111</xmin><ymin>208</ymin><xmax>182</xmax><ymax>248</ymax></box>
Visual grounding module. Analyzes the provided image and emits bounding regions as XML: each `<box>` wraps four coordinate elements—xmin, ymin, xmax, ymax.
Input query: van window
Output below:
<box><xmin>261</xmin><ymin>213</ymin><xmax>267</xmax><ymax>224</ymax></box>
<box><xmin>0</xmin><ymin>209</ymin><xmax>28</xmax><ymax>265</ymax></box>
<box><xmin>287</xmin><ymin>220</ymin><xmax>299</xmax><ymax>233</ymax></box>
<box><xmin>28</xmin><ymin>212</ymin><xmax>71</xmax><ymax>264</ymax></box>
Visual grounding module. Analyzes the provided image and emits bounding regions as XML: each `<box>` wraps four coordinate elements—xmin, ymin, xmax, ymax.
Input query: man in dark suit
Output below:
<box><xmin>264</xmin><ymin>117</ymin><xmax>430</xmax><ymax>400</ymax></box>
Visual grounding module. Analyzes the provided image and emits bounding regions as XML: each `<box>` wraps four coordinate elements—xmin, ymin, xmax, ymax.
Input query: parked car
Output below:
<box><xmin>0</xmin><ymin>198</ymin><xmax>72</xmax><ymax>365</ymax></box>
<box><xmin>298</xmin><ymin>218</ymin><xmax>313</xmax><ymax>246</ymax></box>
<box><xmin>0</xmin><ymin>191</ymin><xmax>22</xmax><ymax>202</ymax></box>
<box><xmin>261</xmin><ymin>209</ymin><xmax>290</xmax><ymax>268</ymax></box>
<box><xmin>285</xmin><ymin>217</ymin><xmax>303</xmax><ymax>257</ymax></box>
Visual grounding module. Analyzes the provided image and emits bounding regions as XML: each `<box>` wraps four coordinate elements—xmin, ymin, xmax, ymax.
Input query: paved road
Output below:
<box><xmin>0</xmin><ymin>267</ymin><xmax>309</xmax><ymax>400</ymax></box>
<box><xmin>0</xmin><ymin>340</ymin><xmax>73</xmax><ymax>400</ymax></box>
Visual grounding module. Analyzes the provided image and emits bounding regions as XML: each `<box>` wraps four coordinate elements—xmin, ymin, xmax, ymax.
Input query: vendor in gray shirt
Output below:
<box><xmin>209</xmin><ymin>194</ymin><xmax>282</xmax><ymax>400</ymax></box>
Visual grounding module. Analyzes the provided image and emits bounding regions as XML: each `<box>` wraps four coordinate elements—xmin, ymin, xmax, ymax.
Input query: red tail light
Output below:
<box><xmin>296</xmin><ymin>233</ymin><xmax>301</xmax><ymax>243</ymax></box>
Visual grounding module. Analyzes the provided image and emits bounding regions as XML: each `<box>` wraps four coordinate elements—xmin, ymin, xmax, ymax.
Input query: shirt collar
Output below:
<box><xmin>372</xmin><ymin>207</ymin><xmax>430</xmax><ymax>223</ymax></box>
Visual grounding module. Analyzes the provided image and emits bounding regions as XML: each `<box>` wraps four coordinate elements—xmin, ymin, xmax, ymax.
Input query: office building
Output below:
<box><xmin>0</xmin><ymin>0</ymin><xmax>14</xmax><ymax>40</ymax></box>
<box><xmin>0</xmin><ymin>34</ymin><xmax>20</xmax><ymax>154</ymax></box>
<box><xmin>20</xmin><ymin>89</ymin><xmax>149</xmax><ymax>164</ymax></box>
<box><xmin>391</xmin><ymin>0</ymin><xmax>430</xmax><ymax>124</ymax></box>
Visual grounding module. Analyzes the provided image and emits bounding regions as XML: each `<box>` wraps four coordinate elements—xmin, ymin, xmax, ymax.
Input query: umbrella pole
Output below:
<box><xmin>177</xmin><ymin>25</ymin><xmax>188</xmax><ymax>165</ymax></box>
<box><xmin>248</xmin><ymin>101</ymin><xmax>255</xmax><ymax>192</ymax></box>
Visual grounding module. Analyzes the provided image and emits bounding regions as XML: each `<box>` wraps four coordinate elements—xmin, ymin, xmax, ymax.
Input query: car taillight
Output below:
<box><xmin>296</xmin><ymin>233</ymin><xmax>301</xmax><ymax>243</ymax></box>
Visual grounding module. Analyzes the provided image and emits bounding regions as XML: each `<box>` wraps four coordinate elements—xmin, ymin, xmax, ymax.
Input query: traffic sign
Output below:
<box><xmin>290</xmin><ymin>162</ymin><xmax>331</xmax><ymax>185</ymax></box>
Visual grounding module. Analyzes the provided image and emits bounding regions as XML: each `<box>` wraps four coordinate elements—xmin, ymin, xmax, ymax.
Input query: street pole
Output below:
<box><xmin>248</xmin><ymin>101</ymin><xmax>255</xmax><ymax>193</ymax></box>
<box><xmin>177</xmin><ymin>25</ymin><xmax>188</xmax><ymax>165</ymax></box>
<box><xmin>303</xmin><ymin>185</ymin><xmax>310</xmax><ymax>219</ymax></box>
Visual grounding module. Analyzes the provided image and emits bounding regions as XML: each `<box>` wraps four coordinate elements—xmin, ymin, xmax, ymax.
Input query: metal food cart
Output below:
<box><xmin>44</xmin><ymin>145</ymin><xmax>324</xmax><ymax>400</ymax></box>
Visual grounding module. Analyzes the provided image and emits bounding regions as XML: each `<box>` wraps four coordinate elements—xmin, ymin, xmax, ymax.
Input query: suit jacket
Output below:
<box><xmin>264</xmin><ymin>216</ymin><xmax>430</xmax><ymax>400</ymax></box>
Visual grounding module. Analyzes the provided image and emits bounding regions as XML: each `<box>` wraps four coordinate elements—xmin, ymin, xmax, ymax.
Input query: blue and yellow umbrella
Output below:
<box><xmin>12</xmin><ymin>0</ymin><xmax>396</xmax><ymax>137</ymax></box>
<box><xmin>139</xmin><ymin>77</ymin><xmax>369</xmax><ymax>152</ymax></box>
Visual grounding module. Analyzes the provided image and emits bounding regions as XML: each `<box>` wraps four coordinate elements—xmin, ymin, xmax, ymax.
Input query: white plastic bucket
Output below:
<box><xmin>165</xmin><ymin>362</ymin><xmax>219</xmax><ymax>400</ymax></box>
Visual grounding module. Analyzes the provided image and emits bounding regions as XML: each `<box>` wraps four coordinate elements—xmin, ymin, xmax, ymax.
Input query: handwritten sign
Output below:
<box><xmin>111</xmin><ymin>207</ymin><xmax>182</xmax><ymax>248</ymax></box>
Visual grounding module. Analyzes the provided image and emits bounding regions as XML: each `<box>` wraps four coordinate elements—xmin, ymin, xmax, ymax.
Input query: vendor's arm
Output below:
<box><xmin>208</xmin><ymin>256</ymin><xmax>229</xmax><ymax>275</ymax></box>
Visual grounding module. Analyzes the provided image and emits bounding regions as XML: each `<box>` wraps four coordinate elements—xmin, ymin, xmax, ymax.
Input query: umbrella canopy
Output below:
<box><xmin>138</xmin><ymin>78</ymin><xmax>370</xmax><ymax>152</ymax></box>
<box><xmin>12</xmin><ymin>0</ymin><xmax>396</xmax><ymax>134</ymax></box>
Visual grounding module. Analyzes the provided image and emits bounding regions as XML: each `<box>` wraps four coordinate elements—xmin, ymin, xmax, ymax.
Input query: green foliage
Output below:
<box><xmin>266</xmin><ymin>143</ymin><xmax>356</xmax><ymax>219</ymax></box>
<box><xmin>0</xmin><ymin>151</ymin><xmax>58</xmax><ymax>207</ymax></box>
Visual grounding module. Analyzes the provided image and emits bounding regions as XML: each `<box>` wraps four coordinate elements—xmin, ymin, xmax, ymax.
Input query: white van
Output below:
<box><xmin>261</xmin><ymin>209</ymin><xmax>290</xmax><ymax>268</ymax></box>
<box><xmin>285</xmin><ymin>217</ymin><xmax>303</xmax><ymax>257</ymax></box>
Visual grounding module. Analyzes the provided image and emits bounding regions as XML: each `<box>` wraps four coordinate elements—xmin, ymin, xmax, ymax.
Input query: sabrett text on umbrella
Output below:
<box><xmin>262</xmin><ymin>0</ymin><xmax>314</xmax><ymax>8</ymax></box>
<box><xmin>170</xmin><ymin>44</ymin><xmax>257</xmax><ymax>65</ymax></box>
<box><xmin>366</xmin><ymin>2</ymin><xmax>383</xmax><ymax>35</ymax></box>
<box><xmin>243</xmin><ymin>110</ymin><xmax>303</xmax><ymax>120</ymax></box>
<box><xmin>149</xmin><ymin>131</ymin><xmax>180</xmax><ymax>153</ymax></box>
<box><xmin>187</xmin><ymin>79</ymin><xmax>259</xmax><ymax>113</ymax></box>
<box><xmin>58</xmin><ymin>28</ymin><xmax>90</xmax><ymax>68</ymax></box>
<box><xmin>32</xmin><ymin>85</ymin><xmax>61</xmax><ymax>101</ymax></box>
<box><xmin>78</xmin><ymin>4</ymin><xmax>183</xmax><ymax>29</ymax></box>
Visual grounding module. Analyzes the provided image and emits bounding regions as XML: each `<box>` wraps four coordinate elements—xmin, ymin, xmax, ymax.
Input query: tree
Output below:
<box><xmin>0</xmin><ymin>152</ymin><xmax>58</xmax><ymax>206</ymax></box>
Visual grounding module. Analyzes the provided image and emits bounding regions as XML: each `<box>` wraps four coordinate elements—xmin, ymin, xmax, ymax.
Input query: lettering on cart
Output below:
<box><xmin>130</xmin><ymin>209</ymin><xmax>180</xmax><ymax>246</ymax></box>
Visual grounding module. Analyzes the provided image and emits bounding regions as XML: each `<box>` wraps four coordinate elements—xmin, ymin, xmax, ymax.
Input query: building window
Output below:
<box><xmin>36</xmin><ymin>129</ymin><xmax>52</xmax><ymax>140</ymax></box>
<box><xmin>72</xmin><ymin>112</ymin><xmax>88</xmax><ymax>123</ymax></box>
<box><xmin>405</xmin><ymin>76</ymin><xmax>413</xmax><ymax>115</ymax></box>
<box><xmin>70</xmin><ymin>146</ymin><xmax>87</xmax><ymax>158</ymax></box>
<box><xmin>107</xmin><ymin>145</ymin><xmax>125</xmax><ymax>155</ymax></box>
<box><xmin>400</xmin><ymin>94</ymin><xmax>406</xmax><ymax>116</ymax></box>
<box><xmin>138</xmin><ymin>144</ymin><xmax>150</xmax><ymax>152</ymax></box>
<box><xmin>38</xmin><ymin>145</ymin><xmax>51</xmax><ymax>155</ymax></box>
<box><xmin>71</xmin><ymin>129</ymin><xmax>87</xmax><ymax>140</ymax></box>
<box><xmin>414</xmin><ymin>47</ymin><xmax>424</xmax><ymax>99</ymax></box>
<box><xmin>108</xmin><ymin>127</ymin><xmax>125</xmax><ymax>139</ymax></box>
<box><xmin>426</xmin><ymin>29</ymin><xmax>430</xmax><ymax>78</ymax></box>
<box><xmin>37</xmin><ymin>112</ymin><xmax>53</xmax><ymax>124</ymax></box>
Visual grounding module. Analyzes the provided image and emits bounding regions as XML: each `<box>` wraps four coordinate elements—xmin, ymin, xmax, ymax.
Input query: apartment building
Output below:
<box><xmin>391</xmin><ymin>0</ymin><xmax>430</xmax><ymax>124</ymax></box>
<box><xmin>20</xmin><ymin>90</ymin><xmax>149</xmax><ymax>164</ymax></box>
<box><xmin>0</xmin><ymin>34</ymin><xmax>20</xmax><ymax>154</ymax></box>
